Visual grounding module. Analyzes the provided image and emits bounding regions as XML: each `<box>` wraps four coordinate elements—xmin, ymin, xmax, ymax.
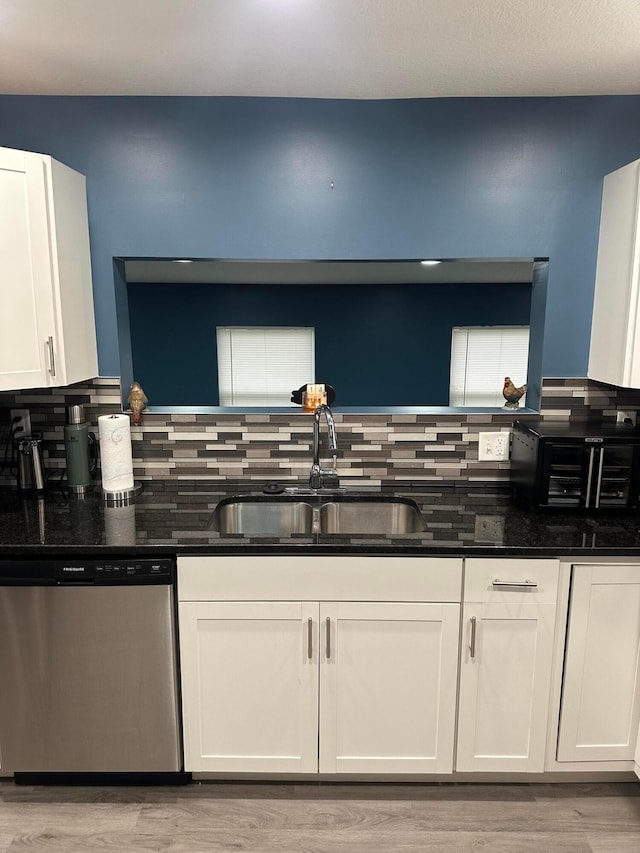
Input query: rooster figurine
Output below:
<box><xmin>503</xmin><ymin>376</ymin><xmax>527</xmax><ymax>409</ymax></box>
<box><xmin>127</xmin><ymin>381</ymin><xmax>148</xmax><ymax>425</ymax></box>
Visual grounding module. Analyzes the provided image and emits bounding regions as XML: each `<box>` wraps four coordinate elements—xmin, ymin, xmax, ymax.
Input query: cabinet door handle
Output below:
<box><xmin>307</xmin><ymin>617</ymin><xmax>313</xmax><ymax>660</ymax></box>
<box><xmin>469</xmin><ymin>616</ymin><xmax>477</xmax><ymax>659</ymax></box>
<box><xmin>585</xmin><ymin>446</ymin><xmax>595</xmax><ymax>507</ymax></box>
<box><xmin>326</xmin><ymin>617</ymin><xmax>331</xmax><ymax>659</ymax></box>
<box><xmin>46</xmin><ymin>336</ymin><xmax>56</xmax><ymax>377</ymax></box>
<box><xmin>492</xmin><ymin>579</ymin><xmax>538</xmax><ymax>589</ymax></box>
<box><xmin>594</xmin><ymin>447</ymin><xmax>605</xmax><ymax>509</ymax></box>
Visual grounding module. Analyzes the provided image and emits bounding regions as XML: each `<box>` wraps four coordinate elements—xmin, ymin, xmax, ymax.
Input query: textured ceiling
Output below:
<box><xmin>1</xmin><ymin>0</ymin><xmax>639</xmax><ymax>98</ymax></box>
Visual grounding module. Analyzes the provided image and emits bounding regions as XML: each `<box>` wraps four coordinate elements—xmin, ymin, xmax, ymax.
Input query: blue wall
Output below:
<box><xmin>128</xmin><ymin>281</ymin><xmax>532</xmax><ymax>406</ymax></box>
<box><xmin>1</xmin><ymin>95</ymin><xmax>640</xmax><ymax>378</ymax></box>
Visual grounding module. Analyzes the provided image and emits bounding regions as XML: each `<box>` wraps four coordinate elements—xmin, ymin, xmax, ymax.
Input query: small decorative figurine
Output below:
<box><xmin>127</xmin><ymin>381</ymin><xmax>148</xmax><ymax>425</ymax></box>
<box><xmin>502</xmin><ymin>376</ymin><xmax>527</xmax><ymax>409</ymax></box>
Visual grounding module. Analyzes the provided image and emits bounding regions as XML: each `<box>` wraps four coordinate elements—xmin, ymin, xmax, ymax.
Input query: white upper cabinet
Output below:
<box><xmin>0</xmin><ymin>146</ymin><xmax>98</xmax><ymax>391</ymax></box>
<box><xmin>588</xmin><ymin>158</ymin><xmax>640</xmax><ymax>388</ymax></box>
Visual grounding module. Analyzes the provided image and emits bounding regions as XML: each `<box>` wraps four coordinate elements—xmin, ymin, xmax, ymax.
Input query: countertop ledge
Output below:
<box><xmin>1</xmin><ymin>480</ymin><xmax>640</xmax><ymax>558</ymax></box>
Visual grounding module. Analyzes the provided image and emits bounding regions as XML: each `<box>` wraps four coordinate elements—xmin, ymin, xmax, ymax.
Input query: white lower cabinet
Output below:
<box><xmin>318</xmin><ymin>601</ymin><xmax>459</xmax><ymax>774</ymax></box>
<box><xmin>179</xmin><ymin>598</ymin><xmax>460</xmax><ymax>774</ymax></box>
<box><xmin>179</xmin><ymin>601</ymin><xmax>319</xmax><ymax>774</ymax></box>
<box><xmin>557</xmin><ymin>563</ymin><xmax>640</xmax><ymax>763</ymax></box>
<box><xmin>456</xmin><ymin>559</ymin><xmax>560</xmax><ymax>773</ymax></box>
<box><xmin>177</xmin><ymin>556</ymin><xmax>462</xmax><ymax>775</ymax></box>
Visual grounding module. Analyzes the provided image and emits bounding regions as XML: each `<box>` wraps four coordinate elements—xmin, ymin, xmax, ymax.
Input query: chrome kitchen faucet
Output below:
<box><xmin>309</xmin><ymin>404</ymin><xmax>339</xmax><ymax>490</ymax></box>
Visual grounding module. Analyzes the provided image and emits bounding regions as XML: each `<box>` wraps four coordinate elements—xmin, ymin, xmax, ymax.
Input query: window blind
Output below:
<box><xmin>450</xmin><ymin>326</ymin><xmax>529</xmax><ymax>407</ymax></box>
<box><xmin>216</xmin><ymin>326</ymin><xmax>315</xmax><ymax>406</ymax></box>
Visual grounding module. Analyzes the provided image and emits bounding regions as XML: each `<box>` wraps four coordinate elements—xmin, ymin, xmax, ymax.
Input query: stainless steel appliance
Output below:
<box><xmin>0</xmin><ymin>557</ymin><xmax>182</xmax><ymax>775</ymax></box>
<box><xmin>15</xmin><ymin>437</ymin><xmax>46</xmax><ymax>492</ymax></box>
<box><xmin>511</xmin><ymin>419</ymin><xmax>640</xmax><ymax>510</ymax></box>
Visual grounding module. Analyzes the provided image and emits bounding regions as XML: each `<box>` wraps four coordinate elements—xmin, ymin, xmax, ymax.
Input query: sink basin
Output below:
<box><xmin>210</xmin><ymin>497</ymin><xmax>314</xmax><ymax>536</ymax></box>
<box><xmin>210</xmin><ymin>494</ymin><xmax>426</xmax><ymax>536</ymax></box>
<box><xmin>319</xmin><ymin>498</ymin><xmax>427</xmax><ymax>535</ymax></box>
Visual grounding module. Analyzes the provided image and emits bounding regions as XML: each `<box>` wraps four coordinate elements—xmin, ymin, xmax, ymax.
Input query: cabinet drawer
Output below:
<box><xmin>464</xmin><ymin>559</ymin><xmax>559</xmax><ymax>603</ymax></box>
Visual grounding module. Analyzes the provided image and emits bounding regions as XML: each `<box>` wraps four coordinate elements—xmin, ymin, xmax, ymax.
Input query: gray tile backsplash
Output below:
<box><xmin>1</xmin><ymin>377</ymin><xmax>638</xmax><ymax>487</ymax></box>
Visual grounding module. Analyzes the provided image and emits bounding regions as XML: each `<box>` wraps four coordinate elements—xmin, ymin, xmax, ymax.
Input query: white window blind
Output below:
<box><xmin>450</xmin><ymin>326</ymin><xmax>529</xmax><ymax>407</ymax></box>
<box><xmin>216</xmin><ymin>326</ymin><xmax>315</xmax><ymax>406</ymax></box>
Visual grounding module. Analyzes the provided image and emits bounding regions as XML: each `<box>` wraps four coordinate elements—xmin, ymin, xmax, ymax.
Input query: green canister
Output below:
<box><xmin>64</xmin><ymin>404</ymin><xmax>94</xmax><ymax>494</ymax></box>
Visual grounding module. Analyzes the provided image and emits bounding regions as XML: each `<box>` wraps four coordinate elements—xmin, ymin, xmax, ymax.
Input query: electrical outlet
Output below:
<box><xmin>10</xmin><ymin>408</ymin><xmax>31</xmax><ymax>438</ymax></box>
<box><xmin>478</xmin><ymin>431</ymin><xmax>511</xmax><ymax>461</ymax></box>
<box><xmin>617</xmin><ymin>410</ymin><xmax>637</xmax><ymax>426</ymax></box>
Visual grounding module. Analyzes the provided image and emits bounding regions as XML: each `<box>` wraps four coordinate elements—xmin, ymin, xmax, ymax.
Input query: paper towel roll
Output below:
<box><xmin>98</xmin><ymin>414</ymin><xmax>134</xmax><ymax>492</ymax></box>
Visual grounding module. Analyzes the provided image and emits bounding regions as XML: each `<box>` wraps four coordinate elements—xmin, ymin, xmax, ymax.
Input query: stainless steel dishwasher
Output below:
<box><xmin>0</xmin><ymin>557</ymin><xmax>182</xmax><ymax>776</ymax></box>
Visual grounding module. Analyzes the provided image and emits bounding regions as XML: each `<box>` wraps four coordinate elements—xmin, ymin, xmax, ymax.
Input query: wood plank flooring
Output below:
<box><xmin>0</xmin><ymin>780</ymin><xmax>639</xmax><ymax>852</ymax></box>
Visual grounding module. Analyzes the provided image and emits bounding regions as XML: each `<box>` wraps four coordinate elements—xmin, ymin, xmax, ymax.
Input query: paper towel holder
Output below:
<box><xmin>102</xmin><ymin>483</ymin><xmax>143</xmax><ymax>506</ymax></box>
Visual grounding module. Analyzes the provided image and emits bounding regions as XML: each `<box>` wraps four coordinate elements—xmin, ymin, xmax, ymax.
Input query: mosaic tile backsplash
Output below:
<box><xmin>1</xmin><ymin>377</ymin><xmax>639</xmax><ymax>487</ymax></box>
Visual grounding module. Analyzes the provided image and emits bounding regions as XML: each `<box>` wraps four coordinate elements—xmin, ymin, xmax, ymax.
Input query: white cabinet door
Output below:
<box><xmin>457</xmin><ymin>559</ymin><xmax>559</xmax><ymax>773</ymax></box>
<box><xmin>0</xmin><ymin>146</ymin><xmax>97</xmax><ymax>391</ymax></box>
<box><xmin>456</xmin><ymin>600</ymin><xmax>557</xmax><ymax>772</ymax></box>
<box><xmin>635</xmin><ymin>716</ymin><xmax>640</xmax><ymax>780</ymax></box>
<box><xmin>558</xmin><ymin>564</ymin><xmax>640</xmax><ymax>762</ymax></box>
<box><xmin>588</xmin><ymin>158</ymin><xmax>640</xmax><ymax>388</ymax></box>
<box><xmin>179</xmin><ymin>597</ymin><xmax>460</xmax><ymax>776</ymax></box>
<box><xmin>179</xmin><ymin>601</ymin><xmax>319</xmax><ymax>773</ymax></box>
<box><xmin>319</xmin><ymin>601</ymin><xmax>460</xmax><ymax>774</ymax></box>
<box><xmin>0</xmin><ymin>147</ymin><xmax>55</xmax><ymax>390</ymax></box>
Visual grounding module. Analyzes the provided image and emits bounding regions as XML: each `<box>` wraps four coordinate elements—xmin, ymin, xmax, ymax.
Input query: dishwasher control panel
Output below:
<box><xmin>55</xmin><ymin>558</ymin><xmax>174</xmax><ymax>583</ymax></box>
<box><xmin>0</xmin><ymin>557</ymin><xmax>175</xmax><ymax>584</ymax></box>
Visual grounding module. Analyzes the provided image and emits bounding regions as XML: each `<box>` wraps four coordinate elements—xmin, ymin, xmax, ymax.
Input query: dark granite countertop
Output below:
<box><xmin>1</xmin><ymin>480</ymin><xmax>640</xmax><ymax>558</ymax></box>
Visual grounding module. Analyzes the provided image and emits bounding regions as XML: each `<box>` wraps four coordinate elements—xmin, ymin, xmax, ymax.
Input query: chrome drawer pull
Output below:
<box><xmin>326</xmin><ymin>617</ymin><xmax>331</xmax><ymax>659</ymax></box>
<box><xmin>492</xmin><ymin>579</ymin><xmax>538</xmax><ymax>589</ymax></box>
<box><xmin>307</xmin><ymin>617</ymin><xmax>313</xmax><ymax>660</ymax></box>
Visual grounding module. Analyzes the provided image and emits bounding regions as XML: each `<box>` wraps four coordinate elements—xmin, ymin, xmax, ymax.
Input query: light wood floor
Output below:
<box><xmin>0</xmin><ymin>780</ymin><xmax>639</xmax><ymax>852</ymax></box>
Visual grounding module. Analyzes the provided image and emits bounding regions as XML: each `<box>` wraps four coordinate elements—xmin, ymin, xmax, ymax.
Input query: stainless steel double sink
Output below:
<box><xmin>209</xmin><ymin>494</ymin><xmax>427</xmax><ymax>536</ymax></box>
